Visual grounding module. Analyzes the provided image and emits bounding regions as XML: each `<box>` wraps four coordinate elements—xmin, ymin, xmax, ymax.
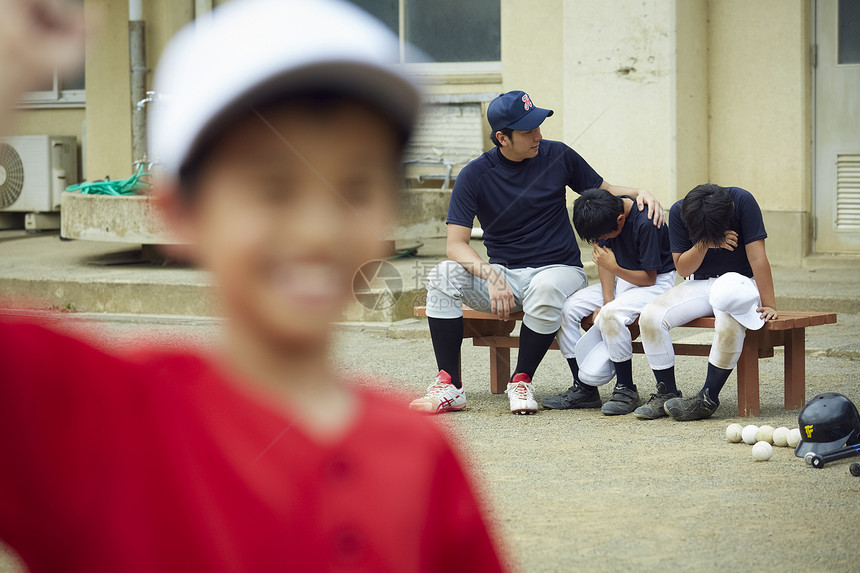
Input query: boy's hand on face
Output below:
<box><xmin>591</xmin><ymin>307</ymin><xmax>602</xmax><ymax>323</ymax></box>
<box><xmin>636</xmin><ymin>189</ymin><xmax>665</xmax><ymax>228</ymax></box>
<box><xmin>487</xmin><ymin>271</ymin><xmax>515</xmax><ymax>320</ymax></box>
<box><xmin>757</xmin><ymin>306</ymin><xmax>778</xmax><ymax>321</ymax></box>
<box><xmin>701</xmin><ymin>230</ymin><xmax>739</xmax><ymax>251</ymax></box>
<box><xmin>591</xmin><ymin>244</ymin><xmax>617</xmax><ymax>271</ymax></box>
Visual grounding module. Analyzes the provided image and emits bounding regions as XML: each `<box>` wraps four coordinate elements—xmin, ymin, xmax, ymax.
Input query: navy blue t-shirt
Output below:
<box><xmin>668</xmin><ymin>186</ymin><xmax>767</xmax><ymax>278</ymax></box>
<box><xmin>446</xmin><ymin>140</ymin><xmax>603</xmax><ymax>269</ymax></box>
<box><xmin>600</xmin><ymin>197</ymin><xmax>674</xmax><ymax>274</ymax></box>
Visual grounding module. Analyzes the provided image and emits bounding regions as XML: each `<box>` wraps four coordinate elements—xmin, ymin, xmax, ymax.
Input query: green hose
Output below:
<box><xmin>66</xmin><ymin>165</ymin><xmax>151</xmax><ymax>196</ymax></box>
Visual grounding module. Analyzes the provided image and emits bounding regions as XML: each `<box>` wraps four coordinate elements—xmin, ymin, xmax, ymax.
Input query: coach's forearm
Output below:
<box><xmin>446</xmin><ymin>239</ymin><xmax>500</xmax><ymax>282</ymax></box>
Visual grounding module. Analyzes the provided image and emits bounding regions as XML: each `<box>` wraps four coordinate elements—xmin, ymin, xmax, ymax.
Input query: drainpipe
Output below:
<box><xmin>129</xmin><ymin>0</ymin><xmax>147</xmax><ymax>168</ymax></box>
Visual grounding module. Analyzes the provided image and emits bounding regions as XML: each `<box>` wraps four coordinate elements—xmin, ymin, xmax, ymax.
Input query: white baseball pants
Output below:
<box><xmin>557</xmin><ymin>272</ymin><xmax>676</xmax><ymax>362</ymax></box>
<box><xmin>639</xmin><ymin>278</ymin><xmax>752</xmax><ymax>371</ymax></box>
<box><xmin>425</xmin><ymin>260</ymin><xmax>587</xmax><ymax>335</ymax></box>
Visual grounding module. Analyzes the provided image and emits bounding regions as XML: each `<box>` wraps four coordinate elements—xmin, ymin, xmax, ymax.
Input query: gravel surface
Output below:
<box><xmin>1</xmin><ymin>316</ymin><xmax>858</xmax><ymax>572</ymax></box>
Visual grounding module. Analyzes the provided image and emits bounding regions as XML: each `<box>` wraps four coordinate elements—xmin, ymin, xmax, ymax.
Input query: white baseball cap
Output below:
<box><xmin>575</xmin><ymin>325</ymin><xmax>616</xmax><ymax>386</ymax></box>
<box><xmin>149</xmin><ymin>0</ymin><xmax>421</xmax><ymax>179</ymax></box>
<box><xmin>709</xmin><ymin>272</ymin><xmax>766</xmax><ymax>330</ymax></box>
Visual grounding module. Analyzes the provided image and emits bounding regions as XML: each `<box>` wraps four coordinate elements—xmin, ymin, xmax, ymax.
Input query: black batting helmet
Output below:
<box><xmin>794</xmin><ymin>392</ymin><xmax>860</xmax><ymax>458</ymax></box>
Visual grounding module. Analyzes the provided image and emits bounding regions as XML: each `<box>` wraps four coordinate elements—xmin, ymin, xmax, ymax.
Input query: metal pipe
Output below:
<box><xmin>129</xmin><ymin>1</ymin><xmax>147</xmax><ymax>167</ymax></box>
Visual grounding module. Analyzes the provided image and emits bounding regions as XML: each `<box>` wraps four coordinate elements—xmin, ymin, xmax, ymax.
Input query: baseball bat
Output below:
<box><xmin>804</xmin><ymin>443</ymin><xmax>860</xmax><ymax>469</ymax></box>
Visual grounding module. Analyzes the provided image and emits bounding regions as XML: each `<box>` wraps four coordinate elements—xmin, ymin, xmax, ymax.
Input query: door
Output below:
<box><xmin>815</xmin><ymin>0</ymin><xmax>860</xmax><ymax>253</ymax></box>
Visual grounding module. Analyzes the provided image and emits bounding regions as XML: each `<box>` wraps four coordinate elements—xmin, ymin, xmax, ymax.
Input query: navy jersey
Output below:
<box><xmin>446</xmin><ymin>140</ymin><xmax>603</xmax><ymax>269</ymax></box>
<box><xmin>600</xmin><ymin>197</ymin><xmax>674</xmax><ymax>274</ymax></box>
<box><xmin>668</xmin><ymin>186</ymin><xmax>767</xmax><ymax>278</ymax></box>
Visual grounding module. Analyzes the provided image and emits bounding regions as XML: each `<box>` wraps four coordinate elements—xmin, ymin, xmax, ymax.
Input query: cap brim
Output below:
<box><xmin>794</xmin><ymin>436</ymin><xmax>849</xmax><ymax>458</ymax></box>
<box><xmin>734</xmin><ymin>304</ymin><xmax>766</xmax><ymax>330</ymax></box>
<box><xmin>507</xmin><ymin>107</ymin><xmax>553</xmax><ymax>131</ymax></box>
<box><xmin>576</xmin><ymin>327</ymin><xmax>616</xmax><ymax>386</ymax></box>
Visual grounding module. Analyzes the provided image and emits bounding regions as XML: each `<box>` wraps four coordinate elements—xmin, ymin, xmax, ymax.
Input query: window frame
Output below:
<box><xmin>18</xmin><ymin>69</ymin><xmax>86</xmax><ymax>109</ymax></box>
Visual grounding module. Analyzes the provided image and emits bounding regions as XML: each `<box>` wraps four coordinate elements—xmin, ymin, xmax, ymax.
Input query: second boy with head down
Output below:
<box><xmin>545</xmin><ymin>188</ymin><xmax>675</xmax><ymax>415</ymax></box>
<box><xmin>637</xmin><ymin>183</ymin><xmax>778</xmax><ymax>421</ymax></box>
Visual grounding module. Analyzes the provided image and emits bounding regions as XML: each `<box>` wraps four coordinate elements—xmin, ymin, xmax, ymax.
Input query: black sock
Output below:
<box><xmin>612</xmin><ymin>359</ymin><xmax>635</xmax><ymax>391</ymax></box>
<box><xmin>567</xmin><ymin>357</ymin><xmax>583</xmax><ymax>386</ymax></box>
<box><xmin>428</xmin><ymin>317</ymin><xmax>463</xmax><ymax>388</ymax></box>
<box><xmin>702</xmin><ymin>362</ymin><xmax>732</xmax><ymax>405</ymax></box>
<box><xmin>513</xmin><ymin>324</ymin><xmax>557</xmax><ymax>381</ymax></box>
<box><xmin>653</xmin><ymin>366</ymin><xmax>678</xmax><ymax>395</ymax></box>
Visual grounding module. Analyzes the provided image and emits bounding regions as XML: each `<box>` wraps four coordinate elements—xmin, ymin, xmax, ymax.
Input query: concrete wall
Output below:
<box><xmin>560</xmin><ymin>0</ymin><xmax>675</xmax><ymax>205</ymax></box>
<box><xmin>708</xmin><ymin>0</ymin><xmax>812</xmax><ymax>266</ymax></box>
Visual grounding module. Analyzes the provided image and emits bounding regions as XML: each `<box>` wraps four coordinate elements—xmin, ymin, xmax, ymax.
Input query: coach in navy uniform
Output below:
<box><xmin>410</xmin><ymin>90</ymin><xmax>664</xmax><ymax>416</ymax></box>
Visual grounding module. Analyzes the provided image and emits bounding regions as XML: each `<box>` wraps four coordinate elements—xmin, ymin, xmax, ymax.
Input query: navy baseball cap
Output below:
<box><xmin>487</xmin><ymin>90</ymin><xmax>553</xmax><ymax>132</ymax></box>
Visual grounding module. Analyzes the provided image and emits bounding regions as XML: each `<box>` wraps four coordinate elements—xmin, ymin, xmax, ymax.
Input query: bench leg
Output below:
<box><xmin>736</xmin><ymin>331</ymin><xmax>760</xmax><ymax>417</ymax></box>
<box><xmin>489</xmin><ymin>346</ymin><xmax>510</xmax><ymax>394</ymax></box>
<box><xmin>784</xmin><ymin>327</ymin><xmax>806</xmax><ymax>410</ymax></box>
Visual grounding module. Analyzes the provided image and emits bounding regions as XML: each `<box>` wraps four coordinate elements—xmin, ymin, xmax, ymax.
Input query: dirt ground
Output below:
<box><xmin>1</xmin><ymin>317</ymin><xmax>858</xmax><ymax>572</ymax></box>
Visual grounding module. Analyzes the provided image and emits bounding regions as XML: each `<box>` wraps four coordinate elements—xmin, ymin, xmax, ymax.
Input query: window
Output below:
<box><xmin>348</xmin><ymin>0</ymin><xmax>500</xmax><ymax>70</ymax></box>
<box><xmin>20</xmin><ymin>66</ymin><xmax>85</xmax><ymax>108</ymax></box>
<box><xmin>838</xmin><ymin>0</ymin><xmax>860</xmax><ymax>64</ymax></box>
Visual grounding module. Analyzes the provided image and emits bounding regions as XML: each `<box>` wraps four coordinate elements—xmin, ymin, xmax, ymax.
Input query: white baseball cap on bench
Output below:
<box><xmin>149</xmin><ymin>0</ymin><xmax>421</xmax><ymax>179</ymax></box>
<box><xmin>709</xmin><ymin>272</ymin><xmax>766</xmax><ymax>330</ymax></box>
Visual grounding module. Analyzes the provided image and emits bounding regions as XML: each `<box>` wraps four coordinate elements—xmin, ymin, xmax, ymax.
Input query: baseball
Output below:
<box><xmin>742</xmin><ymin>424</ymin><xmax>759</xmax><ymax>445</ymax></box>
<box><xmin>788</xmin><ymin>428</ymin><xmax>802</xmax><ymax>448</ymax></box>
<box><xmin>752</xmin><ymin>441</ymin><xmax>773</xmax><ymax>461</ymax></box>
<box><xmin>756</xmin><ymin>425</ymin><xmax>775</xmax><ymax>444</ymax></box>
<box><xmin>772</xmin><ymin>427</ymin><xmax>790</xmax><ymax>447</ymax></box>
<box><xmin>726</xmin><ymin>423</ymin><xmax>743</xmax><ymax>443</ymax></box>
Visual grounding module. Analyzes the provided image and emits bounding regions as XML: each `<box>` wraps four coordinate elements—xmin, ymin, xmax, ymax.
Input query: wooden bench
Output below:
<box><xmin>413</xmin><ymin>307</ymin><xmax>837</xmax><ymax>417</ymax></box>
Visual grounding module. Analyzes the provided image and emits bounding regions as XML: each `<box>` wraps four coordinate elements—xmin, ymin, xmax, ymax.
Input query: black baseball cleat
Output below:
<box><xmin>542</xmin><ymin>384</ymin><xmax>602</xmax><ymax>409</ymax></box>
<box><xmin>601</xmin><ymin>386</ymin><xmax>640</xmax><ymax>416</ymax></box>
<box><xmin>663</xmin><ymin>388</ymin><xmax>719</xmax><ymax>421</ymax></box>
<box><xmin>633</xmin><ymin>385</ymin><xmax>681</xmax><ymax>420</ymax></box>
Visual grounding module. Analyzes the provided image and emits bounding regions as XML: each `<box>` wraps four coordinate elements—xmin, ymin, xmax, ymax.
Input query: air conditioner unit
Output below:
<box><xmin>0</xmin><ymin>135</ymin><xmax>78</xmax><ymax>213</ymax></box>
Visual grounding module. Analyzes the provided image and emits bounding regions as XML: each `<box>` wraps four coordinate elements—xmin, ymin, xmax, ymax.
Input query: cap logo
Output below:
<box><xmin>521</xmin><ymin>93</ymin><xmax>533</xmax><ymax>111</ymax></box>
<box><xmin>805</xmin><ymin>424</ymin><xmax>814</xmax><ymax>438</ymax></box>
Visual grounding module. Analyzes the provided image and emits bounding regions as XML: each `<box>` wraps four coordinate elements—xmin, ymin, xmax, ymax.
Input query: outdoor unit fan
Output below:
<box><xmin>0</xmin><ymin>142</ymin><xmax>25</xmax><ymax>210</ymax></box>
<box><xmin>0</xmin><ymin>136</ymin><xmax>78</xmax><ymax>213</ymax></box>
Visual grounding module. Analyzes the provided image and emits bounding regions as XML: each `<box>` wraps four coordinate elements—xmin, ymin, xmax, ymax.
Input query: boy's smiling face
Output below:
<box><xmin>163</xmin><ymin>100</ymin><xmax>400</xmax><ymax>347</ymax></box>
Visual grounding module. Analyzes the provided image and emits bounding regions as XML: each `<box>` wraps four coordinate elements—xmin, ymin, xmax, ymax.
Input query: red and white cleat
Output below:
<box><xmin>506</xmin><ymin>373</ymin><xmax>538</xmax><ymax>415</ymax></box>
<box><xmin>409</xmin><ymin>370</ymin><xmax>466</xmax><ymax>414</ymax></box>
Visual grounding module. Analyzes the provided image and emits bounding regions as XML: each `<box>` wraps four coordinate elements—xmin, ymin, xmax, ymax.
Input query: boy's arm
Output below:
<box><xmin>599</xmin><ymin>180</ymin><xmax>664</xmax><ymax>227</ymax></box>
<box><xmin>746</xmin><ymin>239</ymin><xmax>778</xmax><ymax>320</ymax></box>
<box><xmin>592</xmin><ymin>244</ymin><xmax>657</xmax><ymax>286</ymax></box>
<box><xmin>672</xmin><ymin>230</ymin><xmax>739</xmax><ymax>278</ymax></box>
<box><xmin>446</xmin><ymin>224</ymin><xmax>515</xmax><ymax>319</ymax></box>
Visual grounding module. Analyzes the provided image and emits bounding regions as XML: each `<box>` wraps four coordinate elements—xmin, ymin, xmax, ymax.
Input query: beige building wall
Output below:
<box><xmin>560</xmin><ymin>0</ymin><xmax>676</xmax><ymax>206</ymax></box>
<box><xmin>708</xmin><ymin>0</ymin><xmax>812</xmax><ymax>266</ymax></box>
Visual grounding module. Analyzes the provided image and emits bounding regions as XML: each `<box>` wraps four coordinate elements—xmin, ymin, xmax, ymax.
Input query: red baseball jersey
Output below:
<box><xmin>0</xmin><ymin>318</ymin><xmax>505</xmax><ymax>572</ymax></box>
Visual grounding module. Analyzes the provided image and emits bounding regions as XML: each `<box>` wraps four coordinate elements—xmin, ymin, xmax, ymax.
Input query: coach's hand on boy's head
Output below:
<box><xmin>635</xmin><ymin>189</ymin><xmax>665</xmax><ymax>228</ymax></box>
<box><xmin>591</xmin><ymin>244</ymin><xmax>617</xmax><ymax>271</ymax></box>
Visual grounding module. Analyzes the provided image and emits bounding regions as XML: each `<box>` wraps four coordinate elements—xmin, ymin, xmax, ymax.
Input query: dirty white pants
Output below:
<box><xmin>639</xmin><ymin>278</ymin><xmax>750</xmax><ymax>370</ymax></box>
<box><xmin>425</xmin><ymin>260</ymin><xmax>587</xmax><ymax>334</ymax></box>
<box><xmin>557</xmin><ymin>272</ymin><xmax>676</xmax><ymax>362</ymax></box>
